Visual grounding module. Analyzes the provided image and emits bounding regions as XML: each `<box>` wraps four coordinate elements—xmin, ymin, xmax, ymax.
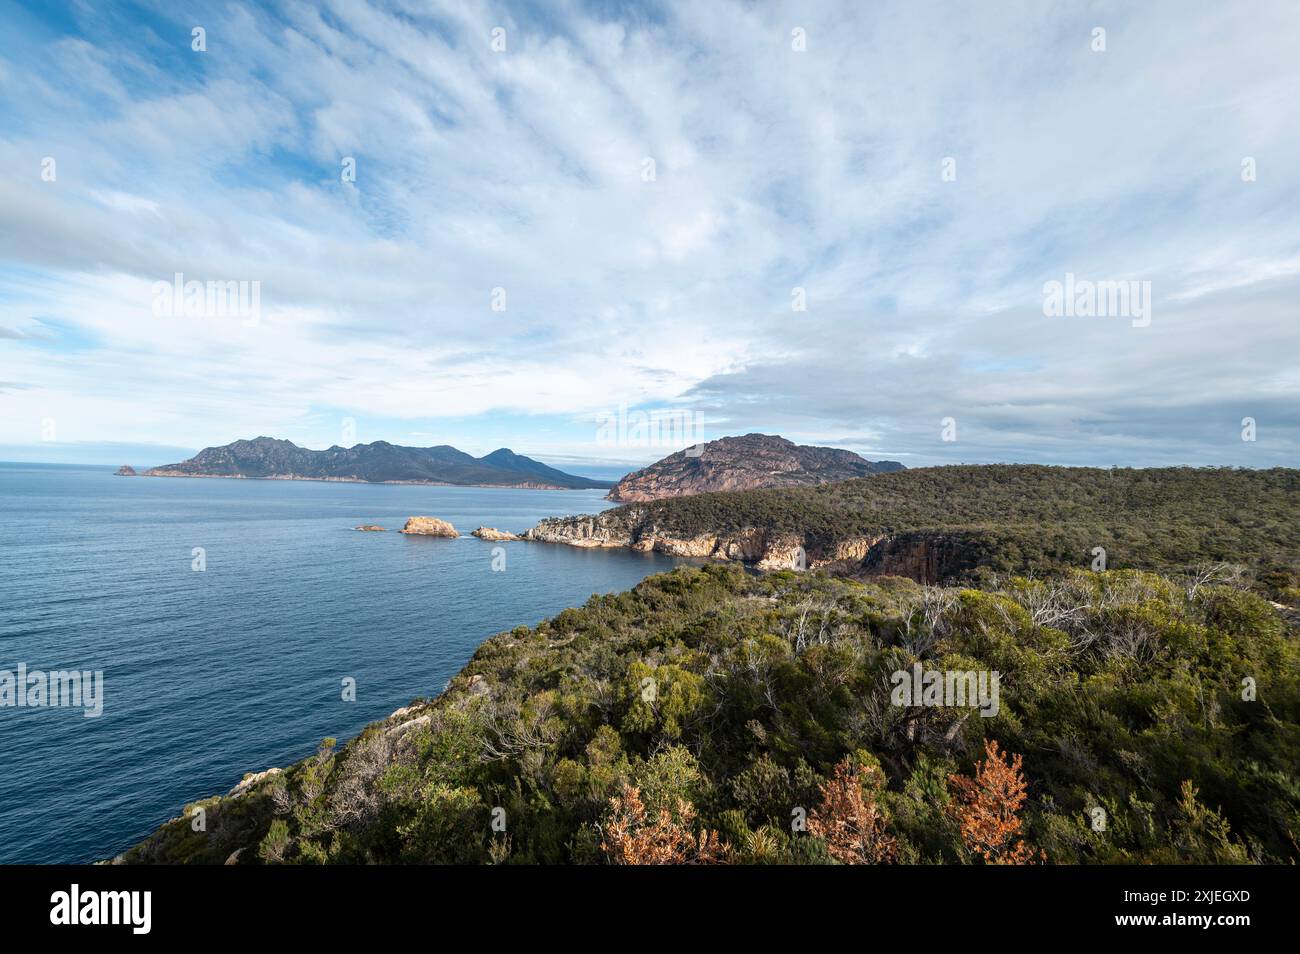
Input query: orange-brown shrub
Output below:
<box><xmin>948</xmin><ymin>739</ymin><xmax>1042</xmax><ymax>864</ymax></box>
<box><xmin>807</xmin><ymin>757</ymin><xmax>898</xmax><ymax>864</ymax></box>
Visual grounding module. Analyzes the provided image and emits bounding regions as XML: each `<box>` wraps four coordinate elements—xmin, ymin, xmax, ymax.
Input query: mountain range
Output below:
<box><xmin>606</xmin><ymin>433</ymin><xmax>904</xmax><ymax>502</ymax></box>
<box><xmin>139</xmin><ymin>433</ymin><xmax>905</xmax><ymax>497</ymax></box>
<box><xmin>143</xmin><ymin>437</ymin><xmax>611</xmax><ymax>489</ymax></box>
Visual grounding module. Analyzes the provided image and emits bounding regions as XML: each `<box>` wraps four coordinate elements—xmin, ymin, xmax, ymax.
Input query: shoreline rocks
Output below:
<box><xmin>472</xmin><ymin>527</ymin><xmax>519</xmax><ymax>541</ymax></box>
<box><xmin>522</xmin><ymin>515</ymin><xmax>629</xmax><ymax>549</ymax></box>
<box><xmin>520</xmin><ymin>512</ymin><xmax>970</xmax><ymax>583</ymax></box>
<box><xmin>400</xmin><ymin>516</ymin><xmax>459</xmax><ymax>537</ymax></box>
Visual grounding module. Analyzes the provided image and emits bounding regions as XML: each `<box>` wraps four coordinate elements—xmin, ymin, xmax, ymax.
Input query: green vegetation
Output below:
<box><xmin>124</xmin><ymin>560</ymin><xmax>1300</xmax><ymax>865</ymax></box>
<box><xmin>607</xmin><ymin>465</ymin><xmax>1299</xmax><ymax>578</ymax></box>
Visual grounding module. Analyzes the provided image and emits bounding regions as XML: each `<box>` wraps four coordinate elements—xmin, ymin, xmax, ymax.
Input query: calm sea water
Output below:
<box><xmin>0</xmin><ymin>463</ymin><xmax>684</xmax><ymax>864</ymax></box>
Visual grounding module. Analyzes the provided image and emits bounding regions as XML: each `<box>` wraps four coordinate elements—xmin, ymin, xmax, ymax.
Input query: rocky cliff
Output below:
<box><xmin>526</xmin><ymin>464</ymin><xmax>1300</xmax><ymax>584</ymax></box>
<box><xmin>607</xmin><ymin>433</ymin><xmax>903</xmax><ymax>502</ymax></box>
<box><xmin>520</xmin><ymin>511</ymin><xmax>969</xmax><ymax>581</ymax></box>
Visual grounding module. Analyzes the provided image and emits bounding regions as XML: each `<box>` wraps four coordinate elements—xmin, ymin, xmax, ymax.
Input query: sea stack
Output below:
<box><xmin>115</xmin><ymin>465</ymin><xmax>137</xmax><ymax>476</ymax></box>
<box><xmin>472</xmin><ymin>527</ymin><xmax>519</xmax><ymax>541</ymax></box>
<box><xmin>400</xmin><ymin>516</ymin><xmax>459</xmax><ymax>537</ymax></box>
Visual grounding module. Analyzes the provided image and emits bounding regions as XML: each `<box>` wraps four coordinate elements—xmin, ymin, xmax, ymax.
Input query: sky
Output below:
<box><xmin>0</xmin><ymin>0</ymin><xmax>1297</xmax><ymax>474</ymax></box>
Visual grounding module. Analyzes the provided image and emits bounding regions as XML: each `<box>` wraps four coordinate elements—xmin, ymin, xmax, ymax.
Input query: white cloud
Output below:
<box><xmin>0</xmin><ymin>0</ymin><xmax>1297</xmax><ymax>466</ymax></box>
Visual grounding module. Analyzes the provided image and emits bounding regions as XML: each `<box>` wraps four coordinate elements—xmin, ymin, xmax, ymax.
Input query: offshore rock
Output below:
<box><xmin>400</xmin><ymin>516</ymin><xmax>459</xmax><ymax>537</ymax></box>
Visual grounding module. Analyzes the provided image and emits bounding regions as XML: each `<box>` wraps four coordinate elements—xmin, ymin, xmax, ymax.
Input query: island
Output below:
<box><xmin>145</xmin><ymin>437</ymin><xmax>612</xmax><ymax>490</ymax></box>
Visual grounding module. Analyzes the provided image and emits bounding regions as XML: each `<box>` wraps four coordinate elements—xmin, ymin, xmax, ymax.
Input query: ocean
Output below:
<box><xmin>0</xmin><ymin>463</ymin><xmax>685</xmax><ymax>864</ymax></box>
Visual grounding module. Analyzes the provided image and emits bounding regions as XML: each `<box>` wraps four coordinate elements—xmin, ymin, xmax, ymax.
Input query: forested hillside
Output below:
<box><xmin>123</xmin><ymin>562</ymin><xmax>1300</xmax><ymax>865</ymax></box>
<box><xmin>549</xmin><ymin>465</ymin><xmax>1299</xmax><ymax>579</ymax></box>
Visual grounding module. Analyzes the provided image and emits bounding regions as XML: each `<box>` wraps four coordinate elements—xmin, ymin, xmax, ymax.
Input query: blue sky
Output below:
<box><xmin>1</xmin><ymin>0</ymin><xmax>1298</xmax><ymax>473</ymax></box>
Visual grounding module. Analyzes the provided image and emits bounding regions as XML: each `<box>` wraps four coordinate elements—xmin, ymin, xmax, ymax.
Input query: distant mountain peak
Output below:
<box><xmin>607</xmin><ymin>433</ymin><xmax>903</xmax><ymax>502</ymax></box>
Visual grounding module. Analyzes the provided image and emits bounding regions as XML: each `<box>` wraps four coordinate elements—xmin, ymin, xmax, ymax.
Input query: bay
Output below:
<box><xmin>0</xmin><ymin>463</ymin><xmax>683</xmax><ymax>863</ymax></box>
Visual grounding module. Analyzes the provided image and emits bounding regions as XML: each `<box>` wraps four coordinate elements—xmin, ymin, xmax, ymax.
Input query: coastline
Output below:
<box><xmin>115</xmin><ymin>558</ymin><xmax>1300</xmax><ymax>866</ymax></box>
<box><xmin>102</xmin><ymin>465</ymin><xmax>1300</xmax><ymax>866</ymax></box>
<box><xmin>141</xmin><ymin>471</ymin><xmax>607</xmax><ymax>492</ymax></box>
<box><xmin>518</xmin><ymin>511</ymin><xmax>966</xmax><ymax>580</ymax></box>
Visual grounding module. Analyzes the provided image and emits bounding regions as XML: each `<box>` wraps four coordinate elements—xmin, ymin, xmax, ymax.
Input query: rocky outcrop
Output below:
<box><xmin>355</xmin><ymin>524</ymin><xmax>386</xmax><ymax>532</ymax></box>
<box><xmin>755</xmin><ymin>534</ymin><xmax>810</xmax><ymax>571</ymax></box>
<box><xmin>860</xmin><ymin>533</ymin><xmax>980</xmax><ymax>585</ymax></box>
<box><xmin>629</xmin><ymin>531</ymin><xmax>718</xmax><ymax>557</ymax></box>
<box><xmin>115</xmin><ymin>465</ymin><xmax>137</xmax><ymax>476</ymax></box>
<box><xmin>472</xmin><ymin>527</ymin><xmax>520</xmax><ymax>541</ymax></box>
<box><xmin>607</xmin><ymin>433</ymin><xmax>904</xmax><ymax>502</ymax></box>
<box><xmin>228</xmin><ymin>767</ymin><xmax>281</xmax><ymax>799</ymax></box>
<box><xmin>524</xmin><ymin>513</ymin><xmax>770</xmax><ymax>563</ymax></box>
<box><xmin>808</xmin><ymin>536</ymin><xmax>880</xmax><ymax>572</ymax></box>
<box><xmin>522</xmin><ymin>515</ymin><xmax>631</xmax><ymax>549</ymax></box>
<box><xmin>520</xmin><ymin>510</ymin><xmax>977</xmax><ymax>584</ymax></box>
<box><xmin>400</xmin><ymin>516</ymin><xmax>459</xmax><ymax>537</ymax></box>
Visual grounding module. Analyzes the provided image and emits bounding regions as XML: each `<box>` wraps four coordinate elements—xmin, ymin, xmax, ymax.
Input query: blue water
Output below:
<box><xmin>0</xmin><ymin>463</ymin><xmax>684</xmax><ymax>864</ymax></box>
